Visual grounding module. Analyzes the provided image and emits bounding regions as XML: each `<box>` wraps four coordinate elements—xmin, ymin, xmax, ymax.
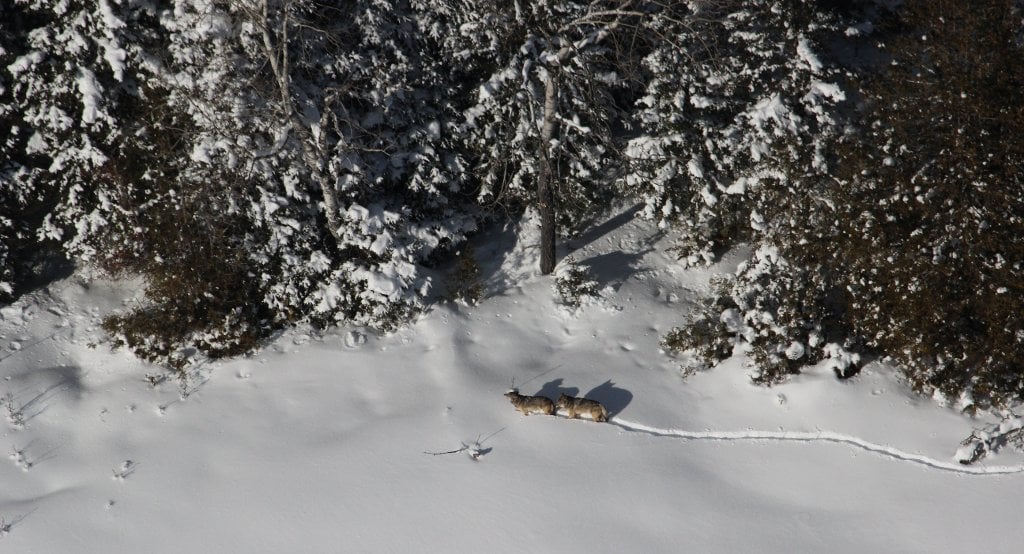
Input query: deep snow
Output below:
<box><xmin>1</xmin><ymin>206</ymin><xmax>1021</xmax><ymax>553</ymax></box>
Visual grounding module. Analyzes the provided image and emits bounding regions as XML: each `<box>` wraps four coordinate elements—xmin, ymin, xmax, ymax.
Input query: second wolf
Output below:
<box><xmin>556</xmin><ymin>393</ymin><xmax>608</xmax><ymax>422</ymax></box>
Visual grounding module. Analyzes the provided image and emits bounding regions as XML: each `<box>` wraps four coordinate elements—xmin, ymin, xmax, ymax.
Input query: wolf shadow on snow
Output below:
<box><xmin>537</xmin><ymin>378</ymin><xmax>632</xmax><ymax>418</ymax></box>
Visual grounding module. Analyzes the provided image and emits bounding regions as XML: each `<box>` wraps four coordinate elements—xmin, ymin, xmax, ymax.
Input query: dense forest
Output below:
<box><xmin>2</xmin><ymin>0</ymin><xmax>1022</xmax><ymax>410</ymax></box>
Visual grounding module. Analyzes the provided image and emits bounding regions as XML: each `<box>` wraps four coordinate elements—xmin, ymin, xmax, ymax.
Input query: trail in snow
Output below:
<box><xmin>609</xmin><ymin>418</ymin><xmax>1024</xmax><ymax>476</ymax></box>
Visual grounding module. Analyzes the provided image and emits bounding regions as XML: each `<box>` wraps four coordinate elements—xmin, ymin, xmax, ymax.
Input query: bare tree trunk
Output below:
<box><xmin>538</xmin><ymin>69</ymin><xmax>559</xmax><ymax>275</ymax></box>
<box><xmin>254</xmin><ymin>0</ymin><xmax>343</xmax><ymax>242</ymax></box>
<box><xmin>533</xmin><ymin>5</ymin><xmax>639</xmax><ymax>274</ymax></box>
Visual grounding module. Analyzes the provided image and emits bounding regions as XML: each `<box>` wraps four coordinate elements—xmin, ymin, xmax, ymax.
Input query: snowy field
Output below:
<box><xmin>1</xmin><ymin>207</ymin><xmax>1021</xmax><ymax>553</ymax></box>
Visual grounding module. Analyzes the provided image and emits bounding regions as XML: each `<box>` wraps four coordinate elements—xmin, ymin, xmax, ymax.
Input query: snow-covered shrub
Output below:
<box><xmin>665</xmin><ymin>245</ymin><xmax>854</xmax><ymax>384</ymax></box>
<box><xmin>661</xmin><ymin>292</ymin><xmax>735</xmax><ymax>376</ymax></box>
<box><xmin>99</xmin><ymin>177</ymin><xmax>269</xmax><ymax>369</ymax></box>
<box><xmin>553</xmin><ymin>257</ymin><xmax>599</xmax><ymax>309</ymax></box>
<box><xmin>3</xmin><ymin>391</ymin><xmax>26</xmax><ymax>429</ymax></box>
<box><xmin>957</xmin><ymin>413</ymin><xmax>1024</xmax><ymax>465</ymax></box>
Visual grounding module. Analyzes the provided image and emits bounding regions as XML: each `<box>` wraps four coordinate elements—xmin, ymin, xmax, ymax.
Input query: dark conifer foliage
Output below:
<box><xmin>824</xmin><ymin>0</ymin><xmax>1024</xmax><ymax>407</ymax></box>
<box><xmin>667</xmin><ymin>0</ymin><xmax>1024</xmax><ymax>408</ymax></box>
<box><xmin>2</xmin><ymin>0</ymin><xmax>1022</xmax><ymax>408</ymax></box>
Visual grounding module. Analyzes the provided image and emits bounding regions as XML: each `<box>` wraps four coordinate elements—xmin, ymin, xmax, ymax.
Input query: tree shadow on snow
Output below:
<box><xmin>561</xmin><ymin>203</ymin><xmax>664</xmax><ymax>290</ymax></box>
<box><xmin>567</xmin><ymin>203</ymin><xmax>645</xmax><ymax>251</ymax></box>
<box><xmin>584</xmin><ymin>380</ymin><xmax>633</xmax><ymax>418</ymax></box>
<box><xmin>5</xmin><ymin>365</ymin><xmax>86</xmax><ymax>424</ymax></box>
<box><xmin>577</xmin><ymin>251</ymin><xmax>652</xmax><ymax>291</ymax></box>
<box><xmin>536</xmin><ymin>378</ymin><xmax>579</xmax><ymax>401</ymax></box>
<box><xmin>6</xmin><ymin>364</ymin><xmax>84</xmax><ymax>392</ymax></box>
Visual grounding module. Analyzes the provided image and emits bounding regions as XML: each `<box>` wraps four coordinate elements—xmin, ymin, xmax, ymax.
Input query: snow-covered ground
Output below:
<box><xmin>1</xmin><ymin>207</ymin><xmax>1021</xmax><ymax>553</ymax></box>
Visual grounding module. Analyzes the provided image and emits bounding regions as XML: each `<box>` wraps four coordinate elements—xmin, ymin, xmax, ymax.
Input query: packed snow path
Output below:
<box><xmin>609</xmin><ymin>418</ymin><xmax>1024</xmax><ymax>475</ymax></box>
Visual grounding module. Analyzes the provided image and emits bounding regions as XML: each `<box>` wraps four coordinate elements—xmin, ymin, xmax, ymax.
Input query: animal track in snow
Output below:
<box><xmin>9</xmin><ymin>446</ymin><xmax>32</xmax><ymax>471</ymax></box>
<box><xmin>609</xmin><ymin>418</ymin><xmax>1024</xmax><ymax>476</ymax></box>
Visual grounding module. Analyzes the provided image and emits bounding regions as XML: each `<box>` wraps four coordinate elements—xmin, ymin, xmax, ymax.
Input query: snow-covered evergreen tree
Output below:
<box><xmin>624</xmin><ymin>0</ymin><xmax>849</xmax><ymax>266</ymax></box>
<box><xmin>457</xmin><ymin>0</ymin><xmax>648</xmax><ymax>272</ymax></box>
<box><xmin>3</xmin><ymin>0</ymin><xmax>154</xmax><ymax>259</ymax></box>
<box><xmin>216</xmin><ymin>0</ymin><xmax>480</xmax><ymax>329</ymax></box>
<box><xmin>666</xmin><ymin>0</ymin><xmax>1024</xmax><ymax>406</ymax></box>
<box><xmin>0</xmin><ymin>0</ymin><xmax>34</xmax><ymax>300</ymax></box>
<box><xmin>1</xmin><ymin>0</ymin><xmax>166</xmax><ymax>300</ymax></box>
<box><xmin>3</xmin><ymin>1</ymin><xmax>487</xmax><ymax>362</ymax></box>
<box><xmin>820</xmin><ymin>0</ymin><xmax>1024</xmax><ymax>407</ymax></box>
<box><xmin>656</xmin><ymin>0</ymin><xmax>861</xmax><ymax>382</ymax></box>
